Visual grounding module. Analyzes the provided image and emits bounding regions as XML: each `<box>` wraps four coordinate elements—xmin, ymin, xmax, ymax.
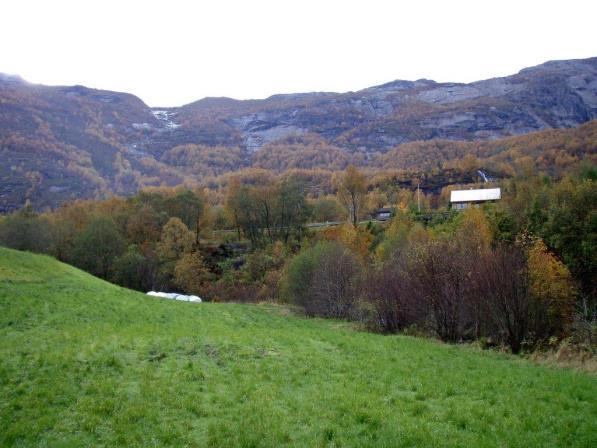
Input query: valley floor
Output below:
<box><xmin>0</xmin><ymin>247</ymin><xmax>595</xmax><ymax>447</ymax></box>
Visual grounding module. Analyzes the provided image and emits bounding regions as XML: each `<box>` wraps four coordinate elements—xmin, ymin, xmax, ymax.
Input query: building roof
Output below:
<box><xmin>450</xmin><ymin>188</ymin><xmax>501</xmax><ymax>203</ymax></box>
<box><xmin>377</xmin><ymin>206</ymin><xmax>394</xmax><ymax>213</ymax></box>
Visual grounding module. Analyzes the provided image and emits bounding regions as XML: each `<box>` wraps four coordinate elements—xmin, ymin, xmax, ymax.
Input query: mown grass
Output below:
<box><xmin>0</xmin><ymin>247</ymin><xmax>595</xmax><ymax>447</ymax></box>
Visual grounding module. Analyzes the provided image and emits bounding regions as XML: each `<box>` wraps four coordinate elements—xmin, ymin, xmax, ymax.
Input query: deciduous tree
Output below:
<box><xmin>337</xmin><ymin>165</ymin><xmax>367</xmax><ymax>227</ymax></box>
<box><xmin>174</xmin><ymin>251</ymin><xmax>211</xmax><ymax>295</ymax></box>
<box><xmin>71</xmin><ymin>217</ymin><xmax>125</xmax><ymax>279</ymax></box>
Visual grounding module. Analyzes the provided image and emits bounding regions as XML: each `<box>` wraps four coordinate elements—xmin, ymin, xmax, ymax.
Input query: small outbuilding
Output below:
<box><xmin>375</xmin><ymin>206</ymin><xmax>394</xmax><ymax>221</ymax></box>
<box><xmin>450</xmin><ymin>188</ymin><xmax>501</xmax><ymax>210</ymax></box>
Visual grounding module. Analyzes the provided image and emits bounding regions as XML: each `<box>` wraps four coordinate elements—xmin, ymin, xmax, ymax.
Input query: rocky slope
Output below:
<box><xmin>0</xmin><ymin>57</ymin><xmax>596</xmax><ymax>210</ymax></box>
<box><xmin>175</xmin><ymin>57</ymin><xmax>597</xmax><ymax>151</ymax></box>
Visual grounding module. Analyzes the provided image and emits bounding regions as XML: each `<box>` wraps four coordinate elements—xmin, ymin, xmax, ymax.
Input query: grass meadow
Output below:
<box><xmin>0</xmin><ymin>247</ymin><xmax>595</xmax><ymax>447</ymax></box>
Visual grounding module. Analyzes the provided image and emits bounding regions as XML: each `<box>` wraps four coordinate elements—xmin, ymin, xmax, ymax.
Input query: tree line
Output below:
<box><xmin>285</xmin><ymin>213</ymin><xmax>578</xmax><ymax>353</ymax></box>
<box><xmin>0</xmin><ymin>165</ymin><xmax>594</xmax><ymax>353</ymax></box>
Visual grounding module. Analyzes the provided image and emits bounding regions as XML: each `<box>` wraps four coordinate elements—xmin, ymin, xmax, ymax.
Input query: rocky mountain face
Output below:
<box><xmin>184</xmin><ymin>57</ymin><xmax>596</xmax><ymax>152</ymax></box>
<box><xmin>0</xmin><ymin>57</ymin><xmax>596</xmax><ymax>211</ymax></box>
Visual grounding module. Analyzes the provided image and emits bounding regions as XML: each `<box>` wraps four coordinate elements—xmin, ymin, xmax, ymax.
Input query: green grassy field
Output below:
<box><xmin>0</xmin><ymin>247</ymin><xmax>595</xmax><ymax>447</ymax></box>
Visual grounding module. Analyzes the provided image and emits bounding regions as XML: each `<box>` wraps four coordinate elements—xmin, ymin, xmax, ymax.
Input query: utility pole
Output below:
<box><xmin>417</xmin><ymin>183</ymin><xmax>421</xmax><ymax>213</ymax></box>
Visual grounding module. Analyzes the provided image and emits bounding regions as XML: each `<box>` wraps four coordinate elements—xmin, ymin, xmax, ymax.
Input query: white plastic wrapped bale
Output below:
<box><xmin>147</xmin><ymin>291</ymin><xmax>202</xmax><ymax>303</ymax></box>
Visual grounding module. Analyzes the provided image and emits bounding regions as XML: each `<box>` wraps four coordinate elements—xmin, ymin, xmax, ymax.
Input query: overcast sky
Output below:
<box><xmin>2</xmin><ymin>0</ymin><xmax>596</xmax><ymax>107</ymax></box>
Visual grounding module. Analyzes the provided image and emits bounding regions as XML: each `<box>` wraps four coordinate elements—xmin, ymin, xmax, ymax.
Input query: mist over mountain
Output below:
<box><xmin>1</xmin><ymin>57</ymin><xmax>596</xmax><ymax>211</ymax></box>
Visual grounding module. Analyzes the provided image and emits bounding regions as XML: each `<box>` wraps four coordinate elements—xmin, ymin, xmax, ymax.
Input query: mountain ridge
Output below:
<box><xmin>5</xmin><ymin>56</ymin><xmax>596</xmax><ymax>109</ymax></box>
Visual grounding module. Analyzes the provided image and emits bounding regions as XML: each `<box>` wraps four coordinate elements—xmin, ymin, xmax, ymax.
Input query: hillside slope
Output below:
<box><xmin>0</xmin><ymin>247</ymin><xmax>595</xmax><ymax>447</ymax></box>
<box><xmin>178</xmin><ymin>57</ymin><xmax>597</xmax><ymax>151</ymax></box>
<box><xmin>1</xmin><ymin>57</ymin><xmax>596</xmax><ymax>211</ymax></box>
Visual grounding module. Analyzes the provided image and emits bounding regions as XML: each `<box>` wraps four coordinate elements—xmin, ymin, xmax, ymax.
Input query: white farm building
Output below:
<box><xmin>450</xmin><ymin>188</ymin><xmax>501</xmax><ymax>210</ymax></box>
